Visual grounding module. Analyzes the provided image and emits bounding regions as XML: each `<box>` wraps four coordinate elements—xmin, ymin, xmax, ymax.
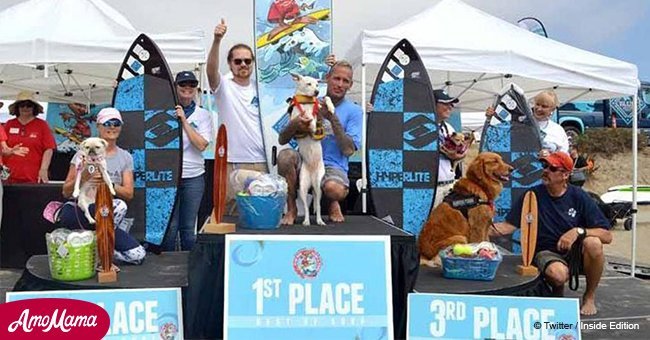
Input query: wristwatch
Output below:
<box><xmin>576</xmin><ymin>227</ymin><xmax>586</xmax><ymax>238</ymax></box>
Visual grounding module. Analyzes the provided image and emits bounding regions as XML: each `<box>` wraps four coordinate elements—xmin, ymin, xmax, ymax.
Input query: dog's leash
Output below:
<box><xmin>567</xmin><ymin>236</ymin><xmax>585</xmax><ymax>291</ymax></box>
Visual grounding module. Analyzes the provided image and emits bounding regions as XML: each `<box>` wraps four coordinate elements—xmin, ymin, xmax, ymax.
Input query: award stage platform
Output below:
<box><xmin>185</xmin><ymin>215</ymin><xmax>419</xmax><ymax>340</ymax></box>
<box><xmin>13</xmin><ymin>251</ymin><xmax>188</xmax><ymax>291</ymax></box>
<box><xmin>414</xmin><ymin>255</ymin><xmax>546</xmax><ymax>296</ymax></box>
<box><xmin>9</xmin><ymin>215</ymin><xmax>569</xmax><ymax>339</ymax></box>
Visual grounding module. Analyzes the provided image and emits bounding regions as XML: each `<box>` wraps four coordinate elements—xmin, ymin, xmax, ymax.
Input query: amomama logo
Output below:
<box><xmin>0</xmin><ymin>298</ymin><xmax>110</xmax><ymax>339</ymax></box>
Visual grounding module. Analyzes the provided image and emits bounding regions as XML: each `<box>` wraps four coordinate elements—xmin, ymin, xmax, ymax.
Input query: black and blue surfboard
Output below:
<box><xmin>480</xmin><ymin>84</ymin><xmax>542</xmax><ymax>252</ymax></box>
<box><xmin>112</xmin><ymin>34</ymin><xmax>181</xmax><ymax>246</ymax></box>
<box><xmin>367</xmin><ymin>39</ymin><xmax>438</xmax><ymax>236</ymax></box>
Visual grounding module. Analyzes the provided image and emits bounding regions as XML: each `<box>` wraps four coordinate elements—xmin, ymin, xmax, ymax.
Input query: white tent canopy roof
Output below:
<box><xmin>349</xmin><ymin>0</ymin><xmax>639</xmax><ymax>111</ymax></box>
<box><xmin>0</xmin><ymin>0</ymin><xmax>205</xmax><ymax>104</ymax></box>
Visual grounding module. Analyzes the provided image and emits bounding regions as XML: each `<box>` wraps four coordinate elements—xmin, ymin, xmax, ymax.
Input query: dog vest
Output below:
<box><xmin>286</xmin><ymin>95</ymin><xmax>325</xmax><ymax>140</ymax></box>
<box><xmin>443</xmin><ymin>191</ymin><xmax>494</xmax><ymax>219</ymax></box>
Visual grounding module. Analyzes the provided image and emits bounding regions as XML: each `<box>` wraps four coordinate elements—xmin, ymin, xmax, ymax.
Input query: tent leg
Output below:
<box><xmin>631</xmin><ymin>93</ymin><xmax>638</xmax><ymax>277</ymax></box>
<box><xmin>361</xmin><ymin>63</ymin><xmax>367</xmax><ymax>214</ymax></box>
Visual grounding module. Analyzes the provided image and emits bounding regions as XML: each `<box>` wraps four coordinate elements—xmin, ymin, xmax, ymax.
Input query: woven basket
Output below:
<box><xmin>440</xmin><ymin>249</ymin><xmax>502</xmax><ymax>281</ymax></box>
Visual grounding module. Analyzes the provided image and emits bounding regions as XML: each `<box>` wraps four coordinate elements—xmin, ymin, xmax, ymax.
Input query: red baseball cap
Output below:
<box><xmin>539</xmin><ymin>152</ymin><xmax>573</xmax><ymax>172</ymax></box>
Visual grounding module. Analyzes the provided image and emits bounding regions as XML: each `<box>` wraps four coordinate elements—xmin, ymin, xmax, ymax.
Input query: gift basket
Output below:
<box><xmin>46</xmin><ymin>228</ymin><xmax>96</xmax><ymax>281</ymax></box>
<box><xmin>439</xmin><ymin>242</ymin><xmax>502</xmax><ymax>281</ymax></box>
<box><xmin>234</xmin><ymin>173</ymin><xmax>287</xmax><ymax>230</ymax></box>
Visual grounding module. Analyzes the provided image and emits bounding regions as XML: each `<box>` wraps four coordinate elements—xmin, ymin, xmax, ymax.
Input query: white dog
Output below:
<box><xmin>289</xmin><ymin>73</ymin><xmax>335</xmax><ymax>226</ymax></box>
<box><xmin>72</xmin><ymin>137</ymin><xmax>116</xmax><ymax>224</ymax></box>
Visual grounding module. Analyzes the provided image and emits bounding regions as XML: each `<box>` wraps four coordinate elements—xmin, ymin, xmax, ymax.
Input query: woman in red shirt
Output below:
<box><xmin>3</xmin><ymin>91</ymin><xmax>56</xmax><ymax>183</ymax></box>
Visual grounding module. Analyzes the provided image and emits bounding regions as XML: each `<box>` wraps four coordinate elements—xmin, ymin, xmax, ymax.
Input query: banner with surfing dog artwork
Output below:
<box><xmin>254</xmin><ymin>0</ymin><xmax>332</xmax><ymax>172</ymax></box>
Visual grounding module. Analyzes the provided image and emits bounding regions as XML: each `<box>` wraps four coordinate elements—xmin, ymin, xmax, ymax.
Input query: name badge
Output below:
<box><xmin>9</xmin><ymin>128</ymin><xmax>19</xmax><ymax>134</ymax></box>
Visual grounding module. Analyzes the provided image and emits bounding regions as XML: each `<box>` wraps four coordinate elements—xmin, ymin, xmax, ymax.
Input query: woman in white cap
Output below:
<box><xmin>54</xmin><ymin>107</ymin><xmax>146</xmax><ymax>264</ymax></box>
<box><xmin>161</xmin><ymin>71</ymin><xmax>214</xmax><ymax>251</ymax></box>
<box><xmin>3</xmin><ymin>91</ymin><xmax>56</xmax><ymax>183</ymax></box>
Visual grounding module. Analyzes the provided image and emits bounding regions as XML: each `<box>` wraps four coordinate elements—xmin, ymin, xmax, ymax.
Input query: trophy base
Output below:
<box><xmin>98</xmin><ymin>270</ymin><xmax>118</xmax><ymax>283</ymax></box>
<box><xmin>516</xmin><ymin>265</ymin><xmax>539</xmax><ymax>276</ymax></box>
<box><xmin>200</xmin><ymin>221</ymin><xmax>236</xmax><ymax>234</ymax></box>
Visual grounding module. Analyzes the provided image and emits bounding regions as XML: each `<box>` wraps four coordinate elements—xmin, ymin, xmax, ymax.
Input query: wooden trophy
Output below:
<box><xmin>517</xmin><ymin>191</ymin><xmax>539</xmax><ymax>276</ymax></box>
<box><xmin>201</xmin><ymin>124</ymin><xmax>236</xmax><ymax>234</ymax></box>
<box><xmin>96</xmin><ymin>182</ymin><xmax>118</xmax><ymax>283</ymax></box>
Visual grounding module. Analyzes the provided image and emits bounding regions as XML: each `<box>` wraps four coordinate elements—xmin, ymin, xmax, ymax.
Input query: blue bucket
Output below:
<box><xmin>236</xmin><ymin>194</ymin><xmax>286</xmax><ymax>230</ymax></box>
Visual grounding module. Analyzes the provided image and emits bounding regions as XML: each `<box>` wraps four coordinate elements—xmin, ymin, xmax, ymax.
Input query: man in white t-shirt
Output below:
<box><xmin>433</xmin><ymin>89</ymin><xmax>464</xmax><ymax>208</ymax></box>
<box><xmin>207</xmin><ymin>18</ymin><xmax>268</xmax><ymax>211</ymax></box>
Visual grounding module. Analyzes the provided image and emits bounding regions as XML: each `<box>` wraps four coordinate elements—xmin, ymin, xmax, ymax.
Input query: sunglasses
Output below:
<box><xmin>233</xmin><ymin>58</ymin><xmax>253</xmax><ymax>66</ymax></box>
<box><xmin>102</xmin><ymin>119</ymin><xmax>122</xmax><ymax>128</ymax></box>
<box><xmin>18</xmin><ymin>102</ymin><xmax>34</xmax><ymax>108</ymax></box>
<box><xmin>542</xmin><ymin>162</ymin><xmax>564</xmax><ymax>172</ymax></box>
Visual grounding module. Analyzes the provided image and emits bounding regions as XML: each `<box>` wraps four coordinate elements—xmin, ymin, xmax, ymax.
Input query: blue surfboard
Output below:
<box><xmin>367</xmin><ymin>39</ymin><xmax>438</xmax><ymax>236</ymax></box>
<box><xmin>112</xmin><ymin>34</ymin><xmax>181</xmax><ymax>246</ymax></box>
<box><xmin>480</xmin><ymin>84</ymin><xmax>542</xmax><ymax>252</ymax></box>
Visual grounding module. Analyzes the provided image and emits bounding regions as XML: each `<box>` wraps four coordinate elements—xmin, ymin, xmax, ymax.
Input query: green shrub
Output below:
<box><xmin>573</xmin><ymin>128</ymin><xmax>647</xmax><ymax>157</ymax></box>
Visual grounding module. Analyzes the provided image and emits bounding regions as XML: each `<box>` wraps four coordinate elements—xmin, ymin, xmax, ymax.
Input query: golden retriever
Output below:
<box><xmin>418</xmin><ymin>152</ymin><xmax>512</xmax><ymax>266</ymax></box>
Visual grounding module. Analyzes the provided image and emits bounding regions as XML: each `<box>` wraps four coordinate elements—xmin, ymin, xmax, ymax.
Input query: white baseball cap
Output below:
<box><xmin>96</xmin><ymin>107</ymin><xmax>123</xmax><ymax>124</ymax></box>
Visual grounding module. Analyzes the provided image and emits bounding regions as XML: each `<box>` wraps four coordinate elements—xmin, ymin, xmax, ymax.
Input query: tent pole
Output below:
<box><xmin>631</xmin><ymin>92</ymin><xmax>638</xmax><ymax>277</ymax></box>
<box><xmin>361</xmin><ymin>62</ymin><xmax>367</xmax><ymax>214</ymax></box>
<box><xmin>454</xmin><ymin>73</ymin><xmax>486</xmax><ymax>99</ymax></box>
<box><xmin>198</xmin><ymin>63</ymin><xmax>205</xmax><ymax>107</ymax></box>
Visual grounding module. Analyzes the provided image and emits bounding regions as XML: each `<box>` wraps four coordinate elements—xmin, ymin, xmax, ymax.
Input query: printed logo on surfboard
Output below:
<box><xmin>403</xmin><ymin>113</ymin><xmax>437</xmax><ymax>150</ymax></box>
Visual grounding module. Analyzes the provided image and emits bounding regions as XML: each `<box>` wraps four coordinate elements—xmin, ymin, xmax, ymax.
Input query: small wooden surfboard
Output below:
<box><xmin>213</xmin><ymin>124</ymin><xmax>228</xmax><ymax>224</ymax></box>
<box><xmin>202</xmin><ymin>124</ymin><xmax>235</xmax><ymax>233</ymax></box>
<box><xmin>518</xmin><ymin>190</ymin><xmax>539</xmax><ymax>276</ymax></box>
<box><xmin>95</xmin><ymin>182</ymin><xmax>117</xmax><ymax>283</ymax></box>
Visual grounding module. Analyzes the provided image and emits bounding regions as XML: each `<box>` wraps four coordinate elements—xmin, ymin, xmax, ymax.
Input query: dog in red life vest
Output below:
<box><xmin>289</xmin><ymin>73</ymin><xmax>334</xmax><ymax>226</ymax></box>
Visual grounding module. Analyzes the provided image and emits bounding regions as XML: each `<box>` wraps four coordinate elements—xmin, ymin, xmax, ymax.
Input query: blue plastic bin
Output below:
<box><xmin>439</xmin><ymin>250</ymin><xmax>503</xmax><ymax>281</ymax></box>
<box><xmin>236</xmin><ymin>193</ymin><xmax>286</xmax><ymax>230</ymax></box>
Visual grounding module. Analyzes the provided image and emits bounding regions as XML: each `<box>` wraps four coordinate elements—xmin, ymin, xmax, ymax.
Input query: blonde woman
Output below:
<box><xmin>485</xmin><ymin>89</ymin><xmax>570</xmax><ymax>156</ymax></box>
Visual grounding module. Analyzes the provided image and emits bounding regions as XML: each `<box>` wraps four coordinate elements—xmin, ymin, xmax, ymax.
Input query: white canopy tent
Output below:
<box><xmin>346</xmin><ymin>0</ymin><xmax>641</xmax><ymax>275</ymax></box>
<box><xmin>0</xmin><ymin>0</ymin><xmax>205</xmax><ymax>104</ymax></box>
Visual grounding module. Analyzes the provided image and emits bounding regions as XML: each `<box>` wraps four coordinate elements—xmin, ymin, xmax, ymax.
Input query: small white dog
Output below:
<box><xmin>289</xmin><ymin>73</ymin><xmax>335</xmax><ymax>226</ymax></box>
<box><xmin>72</xmin><ymin>137</ymin><xmax>116</xmax><ymax>224</ymax></box>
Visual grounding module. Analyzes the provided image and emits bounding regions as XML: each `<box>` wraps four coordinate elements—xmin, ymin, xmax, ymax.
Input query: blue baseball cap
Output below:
<box><xmin>175</xmin><ymin>71</ymin><xmax>198</xmax><ymax>86</ymax></box>
<box><xmin>433</xmin><ymin>89</ymin><xmax>459</xmax><ymax>105</ymax></box>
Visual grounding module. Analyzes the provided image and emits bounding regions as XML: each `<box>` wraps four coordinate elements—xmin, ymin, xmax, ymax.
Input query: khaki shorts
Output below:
<box><xmin>321</xmin><ymin>166</ymin><xmax>349</xmax><ymax>188</ymax></box>
<box><xmin>285</xmin><ymin>148</ymin><xmax>349</xmax><ymax>189</ymax></box>
<box><xmin>534</xmin><ymin>250</ymin><xmax>584</xmax><ymax>275</ymax></box>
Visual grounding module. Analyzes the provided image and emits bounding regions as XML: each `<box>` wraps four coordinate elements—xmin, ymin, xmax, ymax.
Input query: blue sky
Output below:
<box><xmin>469</xmin><ymin>0</ymin><xmax>650</xmax><ymax>81</ymax></box>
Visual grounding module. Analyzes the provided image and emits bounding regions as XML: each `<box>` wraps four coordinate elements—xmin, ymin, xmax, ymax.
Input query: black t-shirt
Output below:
<box><xmin>506</xmin><ymin>185</ymin><xmax>609</xmax><ymax>253</ymax></box>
